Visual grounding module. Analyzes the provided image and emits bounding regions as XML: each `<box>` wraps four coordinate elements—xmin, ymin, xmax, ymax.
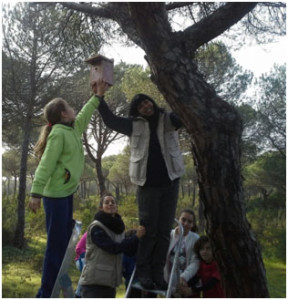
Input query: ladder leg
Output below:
<box><xmin>125</xmin><ymin>267</ymin><xmax>136</xmax><ymax>298</ymax></box>
<box><xmin>166</xmin><ymin>219</ymin><xmax>184</xmax><ymax>298</ymax></box>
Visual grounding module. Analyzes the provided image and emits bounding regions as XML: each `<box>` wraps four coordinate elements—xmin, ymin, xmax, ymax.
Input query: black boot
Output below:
<box><xmin>138</xmin><ymin>277</ymin><xmax>155</xmax><ymax>290</ymax></box>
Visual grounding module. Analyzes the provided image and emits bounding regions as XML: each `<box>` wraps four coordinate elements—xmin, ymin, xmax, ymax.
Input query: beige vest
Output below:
<box><xmin>129</xmin><ymin>112</ymin><xmax>185</xmax><ymax>186</ymax></box>
<box><xmin>79</xmin><ymin>220</ymin><xmax>124</xmax><ymax>288</ymax></box>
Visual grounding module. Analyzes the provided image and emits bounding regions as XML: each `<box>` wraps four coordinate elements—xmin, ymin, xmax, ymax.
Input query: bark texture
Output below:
<box><xmin>125</xmin><ymin>4</ymin><xmax>268</xmax><ymax>297</ymax></box>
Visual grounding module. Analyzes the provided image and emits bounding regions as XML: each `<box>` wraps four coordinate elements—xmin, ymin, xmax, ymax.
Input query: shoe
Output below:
<box><xmin>139</xmin><ymin>277</ymin><xmax>155</xmax><ymax>290</ymax></box>
<box><xmin>153</xmin><ymin>278</ymin><xmax>168</xmax><ymax>290</ymax></box>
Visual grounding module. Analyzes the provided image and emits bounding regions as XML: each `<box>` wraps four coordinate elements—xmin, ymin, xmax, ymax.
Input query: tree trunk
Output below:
<box><xmin>127</xmin><ymin>3</ymin><xmax>269</xmax><ymax>297</ymax></box>
<box><xmin>198</xmin><ymin>199</ymin><xmax>205</xmax><ymax>233</ymax></box>
<box><xmin>115</xmin><ymin>186</ymin><xmax>120</xmax><ymax>201</ymax></box>
<box><xmin>13</xmin><ymin>120</ymin><xmax>30</xmax><ymax>249</ymax></box>
<box><xmin>95</xmin><ymin>157</ymin><xmax>106</xmax><ymax>196</ymax></box>
<box><xmin>158</xmin><ymin>48</ymin><xmax>268</xmax><ymax>299</ymax></box>
<box><xmin>192</xmin><ymin>183</ymin><xmax>196</xmax><ymax>207</ymax></box>
<box><xmin>13</xmin><ymin>175</ymin><xmax>17</xmax><ymax>197</ymax></box>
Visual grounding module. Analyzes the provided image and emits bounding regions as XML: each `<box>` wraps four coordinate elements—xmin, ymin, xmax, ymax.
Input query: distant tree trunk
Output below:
<box><xmin>198</xmin><ymin>199</ymin><xmax>205</xmax><ymax>233</ymax></box>
<box><xmin>115</xmin><ymin>186</ymin><xmax>120</xmax><ymax>201</ymax></box>
<box><xmin>180</xmin><ymin>182</ymin><xmax>185</xmax><ymax>198</ymax></box>
<box><xmin>13</xmin><ymin>174</ymin><xmax>17</xmax><ymax>197</ymax></box>
<box><xmin>192</xmin><ymin>183</ymin><xmax>196</xmax><ymax>207</ymax></box>
<box><xmin>13</xmin><ymin>119</ymin><xmax>31</xmax><ymax>249</ymax></box>
<box><xmin>80</xmin><ymin>180</ymin><xmax>87</xmax><ymax>199</ymax></box>
<box><xmin>95</xmin><ymin>157</ymin><xmax>106</xmax><ymax>196</ymax></box>
<box><xmin>6</xmin><ymin>178</ymin><xmax>10</xmax><ymax>196</ymax></box>
<box><xmin>83</xmin><ymin>132</ymin><xmax>106</xmax><ymax>196</ymax></box>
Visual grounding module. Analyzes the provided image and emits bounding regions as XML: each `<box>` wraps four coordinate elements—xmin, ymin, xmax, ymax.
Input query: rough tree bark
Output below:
<box><xmin>61</xmin><ymin>2</ymin><xmax>269</xmax><ymax>297</ymax></box>
<box><xmin>127</xmin><ymin>3</ymin><xmax>269</xmax><ymax>297</ymax></box>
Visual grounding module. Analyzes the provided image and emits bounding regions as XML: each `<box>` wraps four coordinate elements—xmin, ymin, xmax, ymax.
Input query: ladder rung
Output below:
<box><xmin>130</xmin><ymin>281</ymin><xmax>167</xmax><ymax>296</ymax></box>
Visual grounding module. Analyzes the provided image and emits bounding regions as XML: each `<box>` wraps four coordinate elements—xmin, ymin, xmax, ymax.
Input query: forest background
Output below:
<box><xmin>2</xmin><ymin>2</ymin><xmax>286</xmax><ymax>298</ymax></box>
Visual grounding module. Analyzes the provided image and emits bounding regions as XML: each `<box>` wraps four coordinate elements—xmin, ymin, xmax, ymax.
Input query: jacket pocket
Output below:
<box><xmin>64</xmin><ymin>168</ymin><xmax>71</xmax><ymax>184</ymax></box>
<box><xmin>129</xmin><ymin>156</ymin><xmax>146</xmax><ymax>181</ymax></box>
<box><xmin>169</xmin><ymin>149</ymin><xmax>184</xmax><ymax>173</ymax></box>
<box><xmin>93</xmin><ymin>264</ymin><xmax>114</xmax><ymax>287</ymax></box>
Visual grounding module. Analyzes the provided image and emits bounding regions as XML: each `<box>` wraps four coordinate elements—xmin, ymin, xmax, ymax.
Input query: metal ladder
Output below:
<box><xmin>51</xmin><ymin>220</ymin><xmax>82</xmax><ymax>298</ymax></box>
<box><xmin>125</xmin><ymin>219</ymin><xmax>184</xmax><ymax>298</ymax></box>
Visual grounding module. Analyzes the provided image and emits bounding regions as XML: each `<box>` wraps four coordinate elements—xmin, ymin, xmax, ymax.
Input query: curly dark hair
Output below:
<box><xmin>194</xmin><ymin>235</ymin><xmax>210</xmax><ymax>260</ymax></box>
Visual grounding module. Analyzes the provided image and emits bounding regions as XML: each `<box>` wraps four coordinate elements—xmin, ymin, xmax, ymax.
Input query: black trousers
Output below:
<box><xmin>81</xmin><ymin>284</ymin><xmax>116</xmax><ymax>298</ymax></box>
<box><xmin>136</xmin><ymin>180</ymin><xmax>179</xmax><ymax>280</ymax></box>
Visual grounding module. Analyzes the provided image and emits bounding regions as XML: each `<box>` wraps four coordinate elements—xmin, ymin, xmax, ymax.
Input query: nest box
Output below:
<box><xmin>85</xmin><ymin>54</ymin><xmax>114</xmax><ymax>86</ymax></box>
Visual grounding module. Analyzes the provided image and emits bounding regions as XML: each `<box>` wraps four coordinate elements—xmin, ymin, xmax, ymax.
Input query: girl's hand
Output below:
<box><xmin>29</xmin><ymin>197</ymin><xmax>41</xmax><ymax>213</ymax></box>
<box><xmin>136</xmin><ymin>225</ymin><xmax>146</xmax><ymax>239</ymax></box>
<box><xmin>92</xmin><ymin>79</ymin><xmax>109</xmax><ymax>97</ymax></box>
<box><xmin>175</xmin><ymin>226</ymin><xmax>180</xmax><ymax>235</ymax></box>
<box><xmin>179</xmin><ymin>277</ymin><xmax>188</xmax><ymax>287</ymax></box>
<box><xmin>180</xmin><ymin>286</ymin><xmax>192</xmax><ymax>297</ymax></box>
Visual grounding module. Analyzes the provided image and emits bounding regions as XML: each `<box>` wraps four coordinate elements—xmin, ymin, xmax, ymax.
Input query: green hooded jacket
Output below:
<box><xmin>31</xmin><ymin>95</ymin><xmax>100</xmax><ymax>198</ymax></box>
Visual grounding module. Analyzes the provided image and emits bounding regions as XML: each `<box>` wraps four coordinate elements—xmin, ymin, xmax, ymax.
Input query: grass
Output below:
<box><xmin>2</xmin><ymin>237</ymin><xmax>286</xmax><ymax>298</ymax></box>
<box><xmin>264</xmin><ymin>259</ymin><xmax>286</xmax><ymax>298</ymax></box>
<box><xmin>2</xmin><ymin>236</ymin><xmax>81</xmax><ymax>298</ymax></box>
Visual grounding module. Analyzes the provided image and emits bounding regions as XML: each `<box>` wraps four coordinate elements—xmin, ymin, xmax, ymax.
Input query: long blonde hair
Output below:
<box><xmin>34</xmin><ymin>98</ymin><xmax>67</xmax><ymax>159</ymax></box>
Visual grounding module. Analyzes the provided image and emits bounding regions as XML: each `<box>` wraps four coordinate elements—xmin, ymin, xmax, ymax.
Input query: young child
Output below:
<box><xmin>164</xmin><ymin>209</ymin><xmax>200</xmax><ymax>297</ymax></box>
<box><xmin>185</xmin><ymin>236</ymin><xmax>225</xmax><ymax>298</ymax></box>
<box><xmin>74</xmin><ymin>232</ymin><xmax>87</xmax><ymax>297</ymax></box>
<box><xmin>79</xmin><ymin>193</ymin><xmax>145</xmax><ymax>298</ymax></box>
<box><xmin>28</xmin><ymin>79</ymin><xmax>109</xmax><ymax>298</ymax></box>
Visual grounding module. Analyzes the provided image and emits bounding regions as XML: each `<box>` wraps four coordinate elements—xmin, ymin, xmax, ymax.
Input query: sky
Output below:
<box><xmin>102</xmin><ymin>36</ymin><xmax>287</xmax><ymax>156</ymax></box>
<box><xmin>103</xmin><ymin>37</ymin><xmax>286</xmax><ymax>77</ymax></box>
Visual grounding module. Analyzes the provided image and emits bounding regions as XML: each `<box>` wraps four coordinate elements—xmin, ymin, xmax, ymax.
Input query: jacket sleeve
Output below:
<box><xmin>76</xmin><ymin>232</ymin><xmax>87</xmax><ymax>256</ymax></box>
<box><xmin>192</xmin><ymin>278</ymin><xmax>219</xmax><ymax>292</ymax></box>
<box><xmin>91</xmin><ymin>226</ymin><xmax>139</xmax><ymax>255</ymax></box>
<box><xmin>98</xmin><ymin>99</ymin><xmax>132</xmax><ymax>136</ymax></box>
<box><xmin>180</xmin><ymin>235</ymin><xmax>200</xmax><ymax>282</ymax></box>
<box><xmin>30</xmin><ymin>131</ymin><xmax>64</xmax><ymax>196</ymax></box>
<box><xmin>170</xmin><ymin>112</ymin><xmax>183</xmax><ymax>129</ymax></box>
<box><xmin>74</xmin><ymin>95</ymin><xmax>100</xmax><ymax>135</ymax></box>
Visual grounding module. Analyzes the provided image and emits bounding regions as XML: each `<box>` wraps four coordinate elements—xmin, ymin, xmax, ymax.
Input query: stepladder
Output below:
<box><xmin>125</xmin><ymin>219</ymin><xmax>184</xmax><ymax>298</ymax></box>
<box><xmin>50</xmin><ymin>220</ymin><xmax>82</xmax><ymax>298</ymax></box>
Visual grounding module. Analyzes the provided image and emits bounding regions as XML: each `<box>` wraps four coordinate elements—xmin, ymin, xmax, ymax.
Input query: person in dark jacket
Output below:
<box><xmin>79</xmin><ymin>193</ymin><xmax>145</xmax><ymax>298</ymax></box>
<box><xmin>93</xmin><ymin>85</ymin><xmax>185</xmax><ymax>290</ymax></box>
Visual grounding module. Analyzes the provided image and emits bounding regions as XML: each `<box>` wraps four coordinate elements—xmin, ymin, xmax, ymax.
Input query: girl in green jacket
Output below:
<box><xmin>28</xmin><ymin>79</ymin><xmax>108</xmax><ymax>298</ymax></box>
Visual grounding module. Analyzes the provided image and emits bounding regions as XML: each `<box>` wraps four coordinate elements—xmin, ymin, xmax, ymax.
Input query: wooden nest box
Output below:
<box><xmin>85</xmin><ymin>54</ymin><xmax>114</xmax><ymax>86</ymax></box>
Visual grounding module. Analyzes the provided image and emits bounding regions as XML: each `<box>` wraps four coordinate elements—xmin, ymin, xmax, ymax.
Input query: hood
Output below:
<box><xmin>128</xmin><ymin>93</ymin><xmax>160</xmax><ymax>118</ymax></box>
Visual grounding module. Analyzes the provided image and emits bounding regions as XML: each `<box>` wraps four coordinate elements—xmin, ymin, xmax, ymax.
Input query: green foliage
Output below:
<box><xmin>195</xmin><ymin>42</ymin><xmax>253</xmax><ymax>104</ymax></box>
<box><xmin>121</xmin><ymin>66</ymin><xmax>167</xmax><ymax>108</ymax></box>
<box><xmin>255</xmin><ymin>64</ymin><xmax>286</xmax><ymax>155</ymax></box>
<box><xmin>244</xmin><ymin>151</ymin><xmax>286</xmax><ymax>262</ymax></box>
<box><xmin>247</xmin><ymin>207</ymin><xmax>286</xmax><ymax>262</ymax></box>
<box><xmin>25</xmin><ymin>197</ymin><xmax>46</xmax><ymax>236</ymax></box>
<box><xmin>264</xmin><ymin>259</ymin><xmax>286</xmax><ymax>298</ymax></box>
<box><xmin>77</xmin><ymin>196</ymin><xmax>100</xmax><ymax>233</ymax></box>
<box><xmin>117</xmin><ymin>195</ymin><xmax>139</xmax><ymax>230</ymax></box>
<box><xmin>2</xmin><ymin>195</ymin><xmax>18</xmax><ymax>245</ymax></box>
<box><xmin>244</xmin><ymin>151</ymin><xmax>286</xmax><ymax>209</ymax></box>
